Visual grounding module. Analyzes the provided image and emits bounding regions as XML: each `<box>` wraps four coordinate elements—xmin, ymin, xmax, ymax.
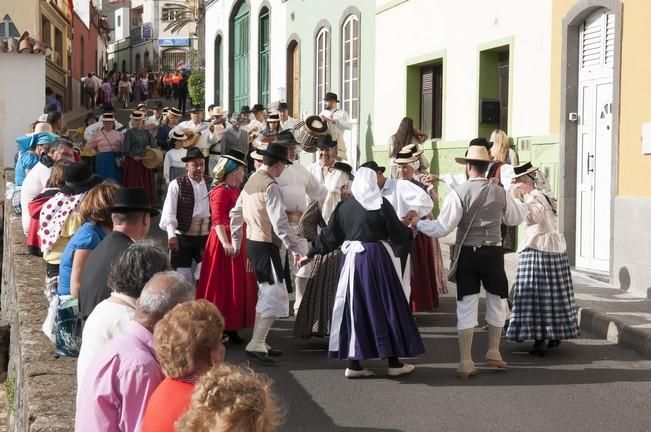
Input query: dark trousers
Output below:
<box><xmin>170</xmin><ymin>234</ymin><xmax>207</xmax><ymax>269</ymax></box>
<box><xmin>178</xmin><ymin>93</ymin><xmax>187</xmax><ymax>116</ymax></box>
<box><xmin>456</xmin><ymin>245</ymin><xmax>509</xmax><ymax>300</ymax></box>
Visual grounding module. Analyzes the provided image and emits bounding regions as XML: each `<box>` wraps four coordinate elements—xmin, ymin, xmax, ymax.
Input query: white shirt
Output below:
<box><xmin>276</xmin><ymin>163</ymin><xmax>327</xmax><ymax>213</ymax></box>
<box><xmin>319</xmin><ymin>108</ymin><xmax>352</xmax><ymax>141</ymax></box>
<box><xmin>416</xmin><ymin>178</ymin><xmax>528</xmax><ymax>238</ymax></box>
<box><xmin>307</xmin><ymin>161</ymin><xmax>332</xmax><ymax>184</ymax></box>
<box><xmin>20</xmin><ymin>162</ymin><xmax>51</xmax><ymax>233</ymax></box>
<box><xmin>177</xmin><ymin>120</ymin><xmax>219</xmax><ymax>151</ymax></box>
<box><xmin>84</xmin><ymin>118</ymin><xmax>125</xmax><ymax>141</ymax></box>
<box><xmin>280</xmin><ymin>117</ymin><xmax>297</xmax><ymax>130</ymax></box>
<box><xmin>76</xmin><ymin>293</ymin><xmax>136</xmax><ymax>391</ymax></box>
<box><xmin>159</xmin><ymin>175</ymin><xmax>211</xmax><ymax>239</ymax></box>
<box><xmin>245</xmin><ymin>118</ymin><xmax>265</xmax><ymax>134</ymax></box>
<box><xmin>381</xmin><ymin>178</ymin><xmax>434</xmax><ymax>219</ymax></box>
<box><xmin>230</xmin><ymin>177</ymin><xmax>308</xmax><ymax>256</ymax></box>
<box><xmin>163</xmin><ymin>148</ymin><xmax>187</xmax><ymax>183</ymax></box>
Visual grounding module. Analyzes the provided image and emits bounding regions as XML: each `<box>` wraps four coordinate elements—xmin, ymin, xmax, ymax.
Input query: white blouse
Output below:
<box><xmin>519</xmin><ymin>189</ymin><xmax>566</xmax><ymax>253</ymax></box>
<box><xmin>163</xmin><ymin>148</ymin><xmax>187</xmax><ymax>183</ymax></box>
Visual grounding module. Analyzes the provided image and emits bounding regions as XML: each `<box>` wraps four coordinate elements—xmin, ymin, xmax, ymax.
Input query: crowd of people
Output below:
<box><xmin>7</xmin><ymin>83</ymin><xmax>580</xmax><ymax>430</ymax></box>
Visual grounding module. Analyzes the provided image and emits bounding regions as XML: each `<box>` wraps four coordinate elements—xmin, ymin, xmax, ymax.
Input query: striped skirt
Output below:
<box><xmin>506</xmin><ymin>248</ymin><xmax>579</xmax><ymax>342</ymax></box>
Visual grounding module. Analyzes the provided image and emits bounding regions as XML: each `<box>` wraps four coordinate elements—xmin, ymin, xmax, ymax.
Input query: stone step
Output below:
<box><xmin>0</xmin><ymin>386</ymin><xmax>10</xmax><ymax>432</ymax></box>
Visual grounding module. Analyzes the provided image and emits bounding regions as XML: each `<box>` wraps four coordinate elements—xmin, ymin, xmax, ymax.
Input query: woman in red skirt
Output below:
<box><xmin>122</xmin><ymin>110</ymin><xmax>157</xmax><ymax>204</ymax></box>
<box><xmin>197</xmin><ymin>149</ymin><xmax>257</xmax><ymax>344</ymax></box>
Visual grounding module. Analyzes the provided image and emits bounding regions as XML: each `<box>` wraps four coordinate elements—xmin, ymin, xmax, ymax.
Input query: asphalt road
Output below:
<box><xmin>82</xmin><ymin>102</ymin><xmax>651</xmax><ymax>432</ymax></box>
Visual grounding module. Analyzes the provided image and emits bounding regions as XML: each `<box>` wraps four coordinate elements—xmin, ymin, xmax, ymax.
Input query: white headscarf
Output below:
<box><xmin>351</xmin><ymin>167</ymin><xmax>382</xmax><ymax>211</ymax></box>
<box><xmin>322</xmin><ymin>169</ymin><xmax>350</xmax><ymax>224</ymax></box>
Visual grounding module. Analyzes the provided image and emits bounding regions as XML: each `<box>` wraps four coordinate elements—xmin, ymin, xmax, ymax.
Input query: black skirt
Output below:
<box><xmin>246</xmin><ymin>240</ymin><xmax>283</xmax><ymax>285</ymax></box>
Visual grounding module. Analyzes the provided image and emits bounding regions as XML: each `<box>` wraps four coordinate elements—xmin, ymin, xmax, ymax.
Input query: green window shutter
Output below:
<box><xmin>233</xmin><ymin>2</ymin><xmax>250</xmax><ymax>109</ymax></box>
<box><xmin>258</xmin><ymin>9</ymin><xmax>270</xmax><ymax>108</ymax></box>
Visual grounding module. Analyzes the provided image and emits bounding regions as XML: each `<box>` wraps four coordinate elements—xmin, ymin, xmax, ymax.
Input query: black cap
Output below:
<box><xmin>331</xmin><ymin>161</ymin><xmax>354</xmax><ymax>178</ymax></box>
<box><xmin>278</xmin><ymin>102</ymin><xmax>289</xmax><ymax>110</ymax></box>
<box><xmin>324</xmin><ymin>92</ymin><xmax>339</xmax><ymax>102</ymax></box>
<box><xmin>240</xmin><ymin>105</ymin><xmax>251</xmax><ymax>114</ymax></box>
<box><xmin>275</xmin><ymin>129</ymin><xmax>299</xmax><ymax>146</ymax></box>
<box><xmin>181</xmin><ymin>147</ymin><xmax>205</xmax><ymax>162</ymax></box>
<box><xmin>360</xmin><ymin>161</ymin><xmax>386</xmax><ymax>173</ymax></box>
<box><xmin>189</xmin><ymin>104</ymin><xmax>204</xmax><ymax>113</ymax></box>
<box><xmin>61</xmin><ymin>162</ymin><xmax>103</xmax><ymax>195</ymax></box>
<box><xmin>316</xmin><ymin>134</ymin><xmax>337</xmax><ymax>149</ymax></box>
<box><xmin>252</xmin><ymin>104</ymin><xmax>265</xmax><ymax>113</ymax></box>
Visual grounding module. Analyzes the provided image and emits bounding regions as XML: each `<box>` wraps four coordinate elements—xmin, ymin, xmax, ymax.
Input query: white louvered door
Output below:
<box><xmin>575</xmin><ymin>9</ymin><xmax>614</xmax><ymax>273</ymax></box>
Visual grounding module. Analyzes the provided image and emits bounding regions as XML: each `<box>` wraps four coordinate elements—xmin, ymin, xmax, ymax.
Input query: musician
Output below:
<box><xmin>239</xmin><ymin>105</ymin><xmax>253</xmax><ymax>130</ymax></box>
<box><xmin>249</xmin><ymin>104</ymin><xmax>267</xmax><ymax>133</ymax></box>
<box><xmin>275</xmin><ymin>130</ymin><xmax>327</xmax><ymax>315</ymax></box>
<box><xmin>307</xmin><ymin>134</ymin><xmax>338</xmax><ymax>184</ymax></box>
<box><xmin>278</xmin><ymin>102</ymin><xmax>296</xmax><ymax>130</ymax></box>
<box><xmin>145</xmin><ymin>101</ymin><xmax>165</xmax><ymax>131</ymax></box>
<box><xmin>206</xmin><ymin>106</ymin><xmax>229</xmax><ymax>173</ymax></box>
<box><xmin>253</xmin><ymin>112</ymin><xmax>281</xmax><ymax>148</ymax></box>
<box><xmin>177</xmin><ymin>105</ymin><xmax>221</xmax><ymax>170</ymax></box>
<box><xmin>159</xmin><ymin>147</ymin><xmax>212</xmax><ymax>283</ymax></box>
<box><xmin>319</xmin><ymin>92</ymin><xmax>352</xmax><ymax>160</ymax></box>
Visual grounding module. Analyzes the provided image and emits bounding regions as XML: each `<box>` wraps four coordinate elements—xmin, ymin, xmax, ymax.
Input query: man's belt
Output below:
<box><xmin>286</xmin><ymin>211</ymin><xmax>303</xmax><ymax>224</ymax></box>
<box><xmin>175</xmin><ymin>217</ymin><xmax>211</xmax><ymax>236</ymax></box>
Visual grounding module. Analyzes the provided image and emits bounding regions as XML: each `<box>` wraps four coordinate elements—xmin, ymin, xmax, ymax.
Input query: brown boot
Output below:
<box><xmin>457</xmin><ymin>329</ymin><xmax>477</xmax><ymax>379</ymax></box>
<box><xmin>485</xmin><ymin>325</ymin><xmax>508</xmax><ymax>369</ymax></box>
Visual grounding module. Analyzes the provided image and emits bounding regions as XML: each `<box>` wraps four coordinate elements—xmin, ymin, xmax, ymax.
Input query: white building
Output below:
<box><xmin>204</xmin><ymin>0</ymin><xmax>288</xmax><ymax>112</ymax></box>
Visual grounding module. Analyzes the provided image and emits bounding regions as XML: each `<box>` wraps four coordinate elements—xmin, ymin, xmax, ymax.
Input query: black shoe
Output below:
<box><xmin>267</xmin><ymin>348</ymin><xmax>283</xmax><ymax>357</ymax></box>
<box><xmin>547</xmin><ymin>340</ymin><xmax>561</xmax><ymax>349</ymax></box>
<box><xmin>225</xmin><ymin>331</ymin><xmax>244</xmax><ymax>345</ymax></box>
<box><xmin>245</xmin><ymin>351</ymin><xmax>278</xmax><ymax>364</ymax></box>
<box><xmin>529</xmin><ymin>340</ymin><xmax>546</xmax><ymax>357</ymax></box>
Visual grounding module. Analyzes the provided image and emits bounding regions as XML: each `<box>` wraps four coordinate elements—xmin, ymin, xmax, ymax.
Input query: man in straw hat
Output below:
<box><xmin>409</xmin><ymin>139</ymin><xmax>527</xmax><ymax>379</ymax></box>
<box><xmin>275</xmin><ymin>129</ymin><xmax>327</xmax><ymax>315</ymax></box>
<box><xmin>178</xmin><ymin>105</ymin><xmax>221</xmax><ymax>170</ymax></box>
<box><xmin>230</xmin><ymin>142</ymin><xmax>308</xmax><ymax>364</ymax></box>
<box><xmin>319</xmin><ymin>92</ymin><xmax>351</xmax><ymax>161</ymax></box>
<box><xmin>159</xmin><ymin>147</ymin><xmax>212</xmax><ymax>283</ymax></box>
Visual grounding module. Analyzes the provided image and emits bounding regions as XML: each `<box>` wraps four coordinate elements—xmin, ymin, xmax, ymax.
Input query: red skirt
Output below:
<box><xmin>410</xmin><ymin>233</ymin><xmax>442</xmax><ymax>312</ymax></box>
<box><xmin>196</xmin><ymin>228</ymin><xmax>258</xmax><ymax>331</ymax></box>
<box><xmin>123</xmin><ymin>158</ymin><xmax>157</xmax><ymax>206</ymax></box>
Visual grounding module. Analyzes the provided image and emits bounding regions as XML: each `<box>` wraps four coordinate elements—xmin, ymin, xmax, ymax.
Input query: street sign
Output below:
<box><xmin>142</xmin><ymin>24</ymin><xmax>152</xmax><ymax>40</ymax></box>
<box><xmin>158</xmin><ymin>38</ymin><xmax>190</xmax><ymax>47</ymax></box>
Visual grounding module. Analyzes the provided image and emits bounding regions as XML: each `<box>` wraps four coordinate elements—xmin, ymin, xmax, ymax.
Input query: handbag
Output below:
<box><xmin>447</xmin><ymin>186</ymin><xmax>490</xmax><ymax>283</ymax></box>
<box><xmin>101</xmin><ymin>130</ymin><xmax>125</xmax><ymax>168</ymax></box>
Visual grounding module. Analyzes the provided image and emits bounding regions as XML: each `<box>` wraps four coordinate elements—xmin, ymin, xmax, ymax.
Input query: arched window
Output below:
<box><xmin>341</xmin><ymin>15</ymin><xmax>359</xmax><ymax>120</ymax></box>
<box><xmin>315</xmin><ymin>27</ymin><xmax>330</xmax><ymax>113</ymax></box>
<box><xmin>121</xmin><ymin>59</ymin><xmax>126</xmax><ymax>73</ymax></box>
<box><xmin>214</xmin><ymin>34</ymin><xmax>223</xmax><ymax>105</ymax></box>
<box><xmin>144</xmin><ymin>50</ymin><xmax>150</xmax><ymax>70</ymax></box>
<box><xmin>113</xmin><ymin>62</ymin><xmax>117</xmax><ymax>72</ymax></box>
<box><xmin>258</xmin><ymin>6</ymin><xmax>270</xmax><ymax>108</ymax></box>
<box><xmin>230</xmin><ymin>1</ymin><xmax>250</xmax><ymax>110</ymax></box>
<box><xmin>135</xmin><ymin>53</ymin><xmax>141</xmax><ymax>72</ymax></box>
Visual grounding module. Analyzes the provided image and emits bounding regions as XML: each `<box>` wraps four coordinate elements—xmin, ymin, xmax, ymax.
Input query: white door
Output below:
<box><xmin>575</xmin><ymin>9</ymin><xmax>614</xmax><ymax>273</ymax></box>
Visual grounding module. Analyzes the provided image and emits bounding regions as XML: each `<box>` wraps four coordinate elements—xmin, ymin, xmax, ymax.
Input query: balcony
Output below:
<box><xmin>130</xmin><ymin>24</ymin><xmax>152</xmax><ymax>45</ymax></box>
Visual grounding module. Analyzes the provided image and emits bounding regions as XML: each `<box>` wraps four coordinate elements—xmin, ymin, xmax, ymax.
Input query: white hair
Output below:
<box><xmin>138</xmin><ymin>271</ymin><xmax>195</xmax><ymax>318</ymax></box>
<box><xmin>322</xmin><ymin>169</ymin><xmax>350</xmax><ymax>224</ymax></box>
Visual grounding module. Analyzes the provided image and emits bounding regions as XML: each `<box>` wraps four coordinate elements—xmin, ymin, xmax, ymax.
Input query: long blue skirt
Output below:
<box><xmin>95</xmin><ymin>152</ymin><xmax>122</xmax><ymax>184</ymax></box>
<box><xmin>328</xmin><ymin>242</ymin><xmax>425</xmax><ymax>360</ymax></box>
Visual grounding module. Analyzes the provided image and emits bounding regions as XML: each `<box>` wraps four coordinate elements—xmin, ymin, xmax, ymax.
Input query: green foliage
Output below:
<box><xmin>188</xmin><ymin>70</ymin><xmax>205</xmax><ymax>106</ymax></box>
<box><xmin>4</xmin><ymin>366</ymin><xmax>15</xmax><ymax>414</ymax></box>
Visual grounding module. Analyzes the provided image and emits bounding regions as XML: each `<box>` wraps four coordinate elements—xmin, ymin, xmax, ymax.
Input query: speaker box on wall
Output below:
<box><xmin>480</xmin><ymin>99</ymin><xmax>500</xmax><ymax>124</ymax></box>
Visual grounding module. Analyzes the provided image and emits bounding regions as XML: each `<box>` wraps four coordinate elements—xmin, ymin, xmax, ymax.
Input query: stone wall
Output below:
<box><xmin>1</xmin><ymin>173</ymin><xmax>76</xmax><ymax>431</ymax></box>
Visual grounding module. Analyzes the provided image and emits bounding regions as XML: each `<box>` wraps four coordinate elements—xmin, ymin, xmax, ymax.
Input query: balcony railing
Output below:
<box><xmin>129</xmin><ymin>24</ymin><xmax>152</xmax><ymax>45</ymax></box>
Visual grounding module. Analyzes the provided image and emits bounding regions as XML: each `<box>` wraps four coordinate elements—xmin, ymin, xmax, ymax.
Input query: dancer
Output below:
<box><xmin>299</xmin><ymin>167</ymin><xmax>424</xmax><ymax>378</ymax></box>
<box><xmin>122</xmin><ymin>110</ymin><xmax>157</xmax><ymax>205</ymax></box>
<box><xmin>506</xmin><ymin>162</ymin><xmax>579</xmax><ymax>355</ymax></box>
<box><xmin>196</xmin><ymin>149</ymin><xmax>258</xmax><ymax>344</ymax></box>
<box><xmin>412</xmin><ymin>144</ymin><xmax>527</xmax><ymax>379</ymax></box>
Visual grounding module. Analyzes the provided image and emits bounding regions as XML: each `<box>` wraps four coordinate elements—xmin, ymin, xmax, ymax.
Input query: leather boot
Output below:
<box><xmin>485</xmin><ymin>325</ymin><xmax>508</xmax><ymax>369</ymax></box>
<box><xmin>457</xmin><ymin>328</ymin><xmax>477</xmax><ymax>379</ymax></box>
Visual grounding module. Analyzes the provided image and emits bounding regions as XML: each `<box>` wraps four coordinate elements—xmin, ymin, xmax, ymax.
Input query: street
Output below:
<box><xmin>75</xmin><ymin>104</ymin><xmax>651</xmax><ymax>432</ymax></box>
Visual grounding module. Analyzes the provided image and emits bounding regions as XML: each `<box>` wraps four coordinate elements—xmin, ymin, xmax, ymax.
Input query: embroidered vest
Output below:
<box><xmin>175</xmin><ymin>174</ymin><xmax>212</xmax><ymax>233</ymax></box>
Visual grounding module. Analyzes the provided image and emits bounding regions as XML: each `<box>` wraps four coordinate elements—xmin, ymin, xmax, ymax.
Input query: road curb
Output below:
<box><xmin>578</xmin><ymin>307</ymin><xmax>651</xmax><ymax>358</ymax></box>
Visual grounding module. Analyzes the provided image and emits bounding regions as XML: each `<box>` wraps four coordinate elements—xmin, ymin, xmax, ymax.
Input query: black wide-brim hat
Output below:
<box><xmin>189</xmin><ymin>105</ymin><xmax>204</xmax><ymax>113</ymax></box>
<box><xmin>61</xmin><ymin>162</ymin><xmax>104</xmax><ymax>195</ymax></box>
<box><xmin>240</xmin><ymin>105</ymin><xmax>251</xmax><ymax>114</ymax></box>
<box><xmin>330</xmin><ymin>161</ymin><xmax>354</xmax><ymax>178</ymax></box>
<box><xmin>324</xmin><ymin>92</ymin><xmax>339</xmax><ymax>102</ymax></box>
<box><xmin>360</xmin><ymin>161</ymin><xmax>386</xmax><ymax>173</ymax></box>
<box><xmin>222</xmin><ymin>148</ymin><xmax>247</xmax><ymax>166</ymax></box>
<box><xmin>252</xmin><ymin>104</ymin><xmax>265</xmax><ymax>113</ymax></box>
<box><xmin>181</xmin><ymin>147</ymin><xmax>205</xmax><ymax>162</ymax></box>
<box><xmin>109</xmin><ymin>187</ymin><xmax>160</xmax><ymax>216</ymax></box>
<box><xmin>256</xmin><ymin>142</ymin><xmax>293</xmax><ymax>165</ymax></box>
<box><xmin>275</xmin><ymin>129</ymin><xmax>299</xmax><ymax>146</ymax></box>
<box><xmin>278</xmin><ymin>102</ymin><xmax>289</xmax><ymax>110</ymax></box>
<box><xmin>316</xmin><ymin>134</ymin><xmax>337</xmax><ymax>149</ymax></box>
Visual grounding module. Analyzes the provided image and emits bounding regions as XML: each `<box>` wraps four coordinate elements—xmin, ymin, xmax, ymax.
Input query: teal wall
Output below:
<box><xmin>285</xmin><ymin>0</ymin><xmax>375</xmax><ymax>165</ymax></box>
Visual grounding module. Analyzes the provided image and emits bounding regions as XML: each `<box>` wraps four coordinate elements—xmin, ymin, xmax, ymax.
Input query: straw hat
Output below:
<box><xmin>211</xmin><ymin>106</ymin><xmax>225</xmax><ymax>116</ymax></box>
<box><xmin>130</xmin><ymin>110</ymin><xmax>146</xmax><ymax>120</ymax></box>
<box><xmin>168</xmin><ymin>107</ymin><xmax>182</xmax><ymax>118</ymax></box>
<box><xmin>251</xmin><ymin>142</ymin><xmax>268</xmax><ymax>161</ymax></box>
<box><xmin>454</xmin><ymin>145</ymin><xmax>491</xmax><ymax>165</ymax></box>
<box><xmin>170</xmin><ymin>128</ymin><xmax>188</xmax><ymax>142</ymax></box>
<box><xmin>101</xmin><ymin>113</ymin><xmax>115</xmax><ymax>122</ymax></box>
<box><xmin>511</xmin><ymin>161</ymin><xmax>539</xmax><ymax>179</ymax></box>
<box><xmin>31</xmin><ymin>122</ymin><xmax>53</xmax><ymax>134</ymax></box>
<box><xmin>142</xmin><ymin>147</ymin><xmax>164</xmax><ymax>169</ymax></box>
<box><xmin>394</xmin><ymin>144</ymin><xmax>423</xmax><ymax>164</ymax></box>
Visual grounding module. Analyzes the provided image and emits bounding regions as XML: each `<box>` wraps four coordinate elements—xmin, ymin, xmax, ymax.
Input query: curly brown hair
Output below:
<box><xmin>79</xmin><ymin>182</ymin><xmax>120</xmax><ymax>225</ymax></box>
<box><xmin>176</xmin><ymin>363</ymin><xmax>282</xmax><ymax>432</ymax></box>
<box><xmin>154</xmin><ymin>300</ymin><xmax>225</xmax><ymax>379</ymax></box>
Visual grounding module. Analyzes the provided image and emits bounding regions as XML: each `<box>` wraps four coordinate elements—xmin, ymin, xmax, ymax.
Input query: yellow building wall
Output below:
<box><xmin>550</xmin><ymin>0</ymin><xmax>651</xmax><ymax>196</ymax></box>
<box><xmin>2</xmin><ymin>1</ymin><xmax>40</xmax><ymax>37</ymax></box>
<box><xmin>617</xmin><ymin>1</ymin><xmax>651</xmax><ymax>196</ymax></box>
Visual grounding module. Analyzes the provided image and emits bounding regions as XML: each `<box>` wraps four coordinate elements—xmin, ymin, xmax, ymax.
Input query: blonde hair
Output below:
<box><xmin>79</xmin><ymin>182</ymin><xmax>120</xmax><ymax>225</ymax></box>
<box><xmin>154</xmin><ymin>300</ymin><xmax>225</xmax><ymax>379</ymax></box>
<box><xmin>176</xmin><ymin>364</ymin><xmax>282</xmax><ymax>432</ymax></box>
<box><xmin>489</xmin><ymin>129</ymin><xmax>510</xmax><ymax>163</ymax></box>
